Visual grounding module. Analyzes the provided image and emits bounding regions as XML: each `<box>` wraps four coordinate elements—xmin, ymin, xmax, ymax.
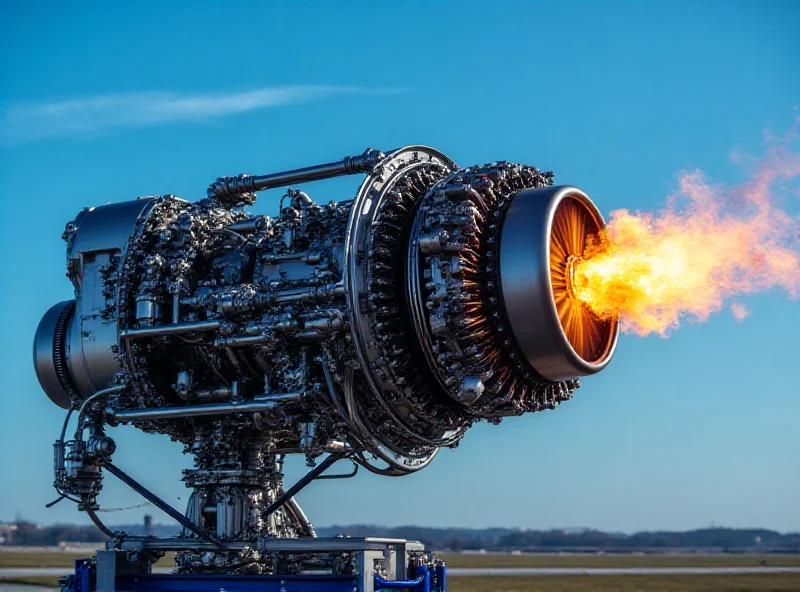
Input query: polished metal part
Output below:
<box><xmin>207</xmin><ymin>148</ymin><xmax>384</xmax><ymax>205</ymax></box>
<box><xmin>499</xmin><ymin>185</ymin><xmax>619</xmax><ymax>381</ymax></box>
<box><xmin>34</xmin><ymin>147</ymin><xmax>618</xmax><ymax>574</ymax></box>
<box><xmin>120</xmin><ymin>320</ymin><xmax>222</xmax><ymax>340</ymax></box>
<box><xmin>109</xmin><ymin>393</ymin><xmax>302</xmax><ymax>422</ymax></box>
<box><xmin>104</xmin><ymin>462</ymin><xmax>223</xmax><ymax>548</ymax></box>
<box><xmin>33</xmin><ymin>300</ymin><xmax>77</xmax><ymax>409</ymax></box>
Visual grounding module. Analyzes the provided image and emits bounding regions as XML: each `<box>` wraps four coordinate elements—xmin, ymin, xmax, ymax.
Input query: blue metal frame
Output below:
<box><xmin>62</xmin><ymin>559</ymin><xmax>94</xmax><ymax>592</ymax></box>
<box><xmin>114</xmin><ymin>574</ymin><xmax>358</xmax><ymax>592</ymax></box>
<box><xmin>61</xmin><ymin>556</ymin><xmax>447</xmax><ymax>592</ymax></box>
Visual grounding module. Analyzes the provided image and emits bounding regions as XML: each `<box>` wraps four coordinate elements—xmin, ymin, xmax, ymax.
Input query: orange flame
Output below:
<box><xmin>572</xmin><ymin>132</ymin><xmax>800</xmax><ymax>337</ymax></box>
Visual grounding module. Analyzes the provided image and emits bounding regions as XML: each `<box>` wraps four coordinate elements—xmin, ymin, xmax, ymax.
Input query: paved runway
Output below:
<box><xmin>3</xmin><ymin>566</ymin><xmax>800</xmax><ymax>579</ymax></box>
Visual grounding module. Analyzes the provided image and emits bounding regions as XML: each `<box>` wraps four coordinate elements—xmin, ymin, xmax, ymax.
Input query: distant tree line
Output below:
<box><xmin>3</xmin><ymin>521</ymin><xmax>798</xmax><ymax>551</ymax></box>
<box><xmin>1</xmin><ymin>521</ymin><xmax>177</xmax><ymax>546</ymax></box>
<box><xmin>316</xmin><ymin>525</ymin><xmax>800</xmax><ymax>552</ymax></box>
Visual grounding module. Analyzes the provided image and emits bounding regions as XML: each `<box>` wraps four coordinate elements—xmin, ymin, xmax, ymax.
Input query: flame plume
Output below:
<box><xmin>550</xmin><ymin>198</ymin><xmax>616</xmax><ymax>360</ymax></box>
<box><xmin>570</xmin><ymin>133</ymin><xmax>800</xmax><ymax>337</ymax></box>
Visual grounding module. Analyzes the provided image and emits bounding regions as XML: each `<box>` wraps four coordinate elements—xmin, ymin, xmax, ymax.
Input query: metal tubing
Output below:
<box><xmin>214</xmin><ymin>335</ymin><xmax>267</xmax><ymax>348</ymax></box>
<box><xmin>315</xmin><ymin>460</ymin><xmax>358</xmax><ymax>480</ymax></box>
<box><xmin>209</xmin><ymin>149</ymin><xmax>384</xmax><ymax>199</ymax></box>
<box><xmin>375</xmin><ymin>574</ymin><xmax>426</xmax><ymax>590</ymax></box>
<box><xmin>85</xmin><ymin>506</ymin><xmax>116</xmax><ymax>539</ymax></box>
<box><xmin>285</xmin><ymin>497</ymin><xmax>316</xmax><ymax>538</ymax></box>
<box><xmin>120</xmin><ymin>320</ymin><xmax>221</xmax><ymax>340</ymax></box>
<box><xmin>273</xmin><ymin>283</ymin><xmax>344</xmax><ymax>304</ymax></box>
<box><xmin>104</xmin><ymin>462</ymin><xmax>223</xmax><ymax>548</ymax></box>
<box><xmin>110</xmin><ymin>393</ymin><xmax>302</xmax><ymax>422</ymax></box>
<box><xmin>226</xmin><ymin>216</ymin><xmax>269</xmax><ymax>234</ymax></box>
<box><xmin>261</xmin><ymin>452</ymin><xmax>349</xmax><ymax>520</ymax></box>
<box><xmin>75</xmin><ymin>384</ymin><xmax>127</xmax><ymax>437</ymax></box>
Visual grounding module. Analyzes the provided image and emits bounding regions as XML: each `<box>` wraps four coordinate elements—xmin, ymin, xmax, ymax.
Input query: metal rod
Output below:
<box><xmin>109</xmin><ymin>392</ymin><xmax>302</xmax><ymax>422</ymax></box>
<box><xmin>104</xmin><ymin>462</ymin><xmax>223</xmax><ymax>548</ymax></box>
<box><xmin>117</xmin><ymin>536</ymin><xmax>412</xmax><ymax>553</ymax></box>
<box><xmin>208</xmin><ymin>149</ymin><xmax>384</xmax><ymax>199</ymax></box>
<box><xmin>214</xmin><ymin>335</ymin><xmax>268</xmax><ymax>348</ymax></box>
<box><xmin>120</xmin><ymin>320</ymin><xmax>221</xmax><ymax>340</ymax></box>
<box><xmin>261</xmin><ymin>452</ymin><xmax>349</xmax><ymax>521</ymax></box>
<box><xmin>273</xmin><ymin>283</ymin><xmax>344</xmax><ymax>304</ymax></box>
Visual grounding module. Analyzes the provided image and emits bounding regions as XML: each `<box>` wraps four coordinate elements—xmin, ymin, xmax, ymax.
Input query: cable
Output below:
<box><xmin>57</xmin><ymin>489</ymin><xmax>82</xmax><ymax>504</ymax></box>
<box><xmin>45</xmin><ymin>494</ymin><xmax>65</xmax><ymax>508</ymax></box>
<box><xmin>85</xmin><ymin>505</ymin><xmax>116</xmax><ymax>539</ymax></box>
<box><xmin>95</xmin><ymin>501</ymin><xmax>153</xmax><ymax>512</ymax></box>
<box><xmin>59</xmin><ymin>405</ymin><xmax>75</xmax><ymax>443</ymax></box>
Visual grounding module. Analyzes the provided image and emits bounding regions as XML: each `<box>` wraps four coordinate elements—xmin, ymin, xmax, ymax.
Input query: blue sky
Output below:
<box><xmin>0</xmin><ymin>1</ymin><xmax>798</xmax><ymax>532</ymax></box>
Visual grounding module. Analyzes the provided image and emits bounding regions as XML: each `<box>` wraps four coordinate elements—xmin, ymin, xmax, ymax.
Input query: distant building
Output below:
<box><xmin>0</xmin><ymin>523</ymin><xmax>19</xmax><ymax>544</ymax></box>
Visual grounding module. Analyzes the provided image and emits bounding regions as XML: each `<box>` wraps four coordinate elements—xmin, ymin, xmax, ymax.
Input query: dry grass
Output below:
<box><xmin>448</xmin><ymin>574</ymin><xmax>800</xmax><ymax>592</ymax></box>
<box><xmin>0</xmin><ymin>550</ymin><xmax>174</xmax><ymax>569</ymax></box>
<box><xmin>439</xmin><ymin>554</ymin><xmax>800</xmax><ymax>569</ymax></box>
<box><xmin>0</xmin><ymin>551</ymin><xmax>86</xmax><ymax>568</ymax></box>
<box><xmin>2</xmin><ymin>550</ymin><xmax>799</xmax><ymax>591</ymax></box>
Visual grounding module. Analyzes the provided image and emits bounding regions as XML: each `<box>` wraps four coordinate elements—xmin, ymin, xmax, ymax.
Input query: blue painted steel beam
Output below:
<box><xmin>114</xmin><ymin>573</ymin><xmax>358</xmax><ymax>592</ymax></box>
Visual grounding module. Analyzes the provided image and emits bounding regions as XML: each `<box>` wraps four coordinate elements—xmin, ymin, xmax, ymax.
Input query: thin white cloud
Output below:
<box><xmin>1</xmin><ymin>85</ymin><xmax>400</xmax><ymax>143</ymax></box>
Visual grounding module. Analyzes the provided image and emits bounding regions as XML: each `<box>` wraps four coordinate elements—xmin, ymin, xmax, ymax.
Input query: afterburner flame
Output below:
<box><xmin>572</xmin><ymin>136</ymin><xmax>800</xmax><ymax>337</ymax></box>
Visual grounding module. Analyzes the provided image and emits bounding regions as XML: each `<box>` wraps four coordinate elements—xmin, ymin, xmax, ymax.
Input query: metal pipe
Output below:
<box><xmin>285</xmin><ymin>497</ymin><xmax>316</xmax><ymax>538</ymax></box>
<box><xmin>104</xmin><ymin>462</ymin><xmax>223</xmax><ymax>548</ymax></box>
<box><xmin>85</xmin><ymin>506</ymin><xmax>116</xmax><ymax>539</ymax></box>
<box><xmin>273</xmin><ymin>283</ymin><xmax>344</xmax><ymax>304</ymax></box>
<box><xmin>120</xmin><ymin>320</ymin><xmax>221</xmax><ymax>340</ymax></box>
<box><xmin>109</xmin><ymin>392</ymin><xmax>303</xmax><ymax>422</ymax></box>
<box><xmin>261</xmin><ymin>451</ymin><xmax>349</xmax><ymax>521</ymax></box>
<box><xmin>214</xmin><ymin>335</ymin><xmax>267</xmax><ymax>348</ymax></box>
<box><xmin>226</xmin><ymin>216</ymin><xmax>269</xmax><ymax>234</ymax></box>
<box><xmin>375</xmin><ymin>574</ymin><xmax>426</xmax><ymax>591</ymax></box>
<box><xmin>118</xmin><ymin>538</ymin><xmax>250</xmax><ymax>552</ymax></box>
<box><xmin>118</xmin><ymin>536</ymin><xmax>411</xmax><ymax>553</ymax></box>
<box><xmin>171</xmin><ymin>294</ymin><xmax>180</xmax><ymax>323</ymax></box>
<box><xmin>257</xmin><ymin>392</ymin><xmax>305</xmax><ymax>403</ymax></box>
<box><xmin>315</xmin><ymin>459</ymin><xmax>358</xmax><ymax>480</ymax></box>
<box><xmin>263</xmin><ymin>250</ymin><xmax>322</xmax><ymax>264</ymax></box>
<box><xmin>75</xmin><ymin>384</ymin><xmax>127</xmax><ymax>437</ymax></box>
<box><xmin>208</xmin><ymin>149</ymin><xmax>384</xmax><ymax>200</ymax></box>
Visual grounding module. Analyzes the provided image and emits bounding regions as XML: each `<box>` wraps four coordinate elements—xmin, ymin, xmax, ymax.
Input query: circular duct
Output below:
<box><xmin>499</xmin><ymin>185</ymin><xmax>618</xmax><ymax>381</ymax></box>
<box><xmin>33</xmin><ymin>299</ymin><xmax>77</xmax><ymax>409</ymax></box>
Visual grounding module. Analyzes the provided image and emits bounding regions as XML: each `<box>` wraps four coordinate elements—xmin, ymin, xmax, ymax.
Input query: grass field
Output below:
<box><xmin>4</xmin><ymin>550</ymin><xmax>799</xmax><ymax>570</ymax></box>
<box><xmin>0</xmin><ymin>551</ymin><xmax>89</xmax><ymax>568</ymax></box>
<box><xmin>447</xmin><ymin>574</ymin><xmax>800</xmax><ymax>591</ymax></box>
<box><xmin>0</xmin><ymin>551</ymin><xmax>173</xmax><ymax>569</ymax></box>
<box><xmin>1</xmin><ymin>574</ymin><xmax>800</xmax><ymax>592</ymax></box>
<box><xmin>2</xmin><ymin>550</ymin><xmax>799</xmax><ymax>591</ymax></box>
<box><xmin>438</xmin><ymin>553</ymin><xmax>800</xmax><ymax>568</ymax></box>
<box><xmin>3</xmin><ymin>574</ymin><xmax>800</xmax><ymax>592</ymax></box>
